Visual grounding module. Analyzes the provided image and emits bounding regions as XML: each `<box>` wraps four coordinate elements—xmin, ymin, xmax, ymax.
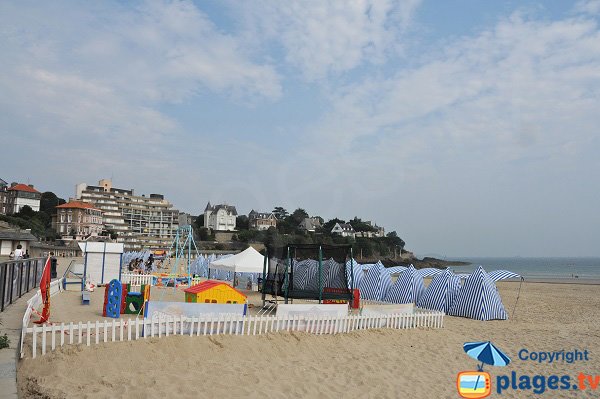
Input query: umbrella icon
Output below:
<box><xmin>463</xmin><ymin>341</ymin><xmax>511</xmax><ymax>371</ymax></box>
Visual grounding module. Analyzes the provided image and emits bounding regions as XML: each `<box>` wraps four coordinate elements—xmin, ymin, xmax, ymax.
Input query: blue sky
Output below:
<box><xmin>1</xmin><ymin>0</ymin><xmax>600</xmax><ymax>257</ymax></box>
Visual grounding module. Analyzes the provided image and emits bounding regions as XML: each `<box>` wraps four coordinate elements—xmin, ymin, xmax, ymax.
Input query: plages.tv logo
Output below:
<box><xmin>457</xmin><ymin>341</ymin><xmax>511</xmax><ymax>398</ymax></box>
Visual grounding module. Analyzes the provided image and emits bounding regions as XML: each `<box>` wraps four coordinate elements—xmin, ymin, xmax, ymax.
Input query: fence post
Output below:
<box><xmin>0</xmin><ymin>263</ymin><xmax>6</xmax><ymax>311</ymax></box>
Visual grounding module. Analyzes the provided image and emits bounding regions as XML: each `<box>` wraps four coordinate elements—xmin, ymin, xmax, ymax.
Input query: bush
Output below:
<box><xmin>0</xmin><ymin>334</ymin><xmax>9</xmax><ymax>349</ymax></box>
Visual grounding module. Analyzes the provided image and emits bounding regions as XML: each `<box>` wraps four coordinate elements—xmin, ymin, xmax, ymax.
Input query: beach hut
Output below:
<box><xmin>78</xmin><ymin>242</ymin><xmax>124</xmax><ymax>288</ymax></box>
<box><xmin>384</xmin><ymin>265</ymin><xmax>425</xmax><ymax>304</ymax></box>
<box><xmin>416</xmin><ymin>268</ymin><xmax>461</xmax><ymax>313</ymax></box>
<box><xmin>184</xmin><ymin>280</ymin><xmax>247</xmax><ymax>304</ymax></box>
<box><xmin>447</xmin><ymin>266</ymin><xmax>508</xmax><ymax>321</ymax></box>
<box><xmin>359</xmin><ymin>261</ymin><xmax>392</xmax><ymax>301</ymax></box>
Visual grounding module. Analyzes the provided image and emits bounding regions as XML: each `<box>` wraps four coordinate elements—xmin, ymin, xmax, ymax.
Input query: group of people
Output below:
<box><xmin>8</xmin><ymin>244</ymin><xmax>30</xmax><ymax>260</ymax></box>
<box><xmin>127</xmin><ymin>254</ymin><xmax>155</xmax><ymax>274</ymax></box>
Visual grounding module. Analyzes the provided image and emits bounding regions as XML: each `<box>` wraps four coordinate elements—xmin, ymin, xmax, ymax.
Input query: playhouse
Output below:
<box><xmin>184</xmin><ymin>280</ymin><xmax>247</xmax><ymax>304</ymax></box>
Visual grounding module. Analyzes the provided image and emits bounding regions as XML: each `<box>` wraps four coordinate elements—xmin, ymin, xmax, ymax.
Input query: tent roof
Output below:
<box><xmin>184</xmin><ymin>280</ymin><xmax>247</xmax><ymax>297</ymax></box>
<box><xmin>209</xmin><ymin>247</ymin><xmax>264</xmax><ymax>273</ymax></box>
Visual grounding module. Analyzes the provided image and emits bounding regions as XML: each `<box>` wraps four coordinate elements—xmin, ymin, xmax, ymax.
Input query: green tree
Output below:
<box><xmin>39</xmin><ymin>191</ymin><xmax>66</xmax><ymax>216</ymax></box>
<box><xmin>385</xmin><ymin>231</ymin><xmax>406</xmax><ymax>250</ymax></box>
<box><xmin>236</xmin><ymin>215</ymin><xmax>249</xmax><ymax>230</ymax></box>
<box><xmin>272</xmin><ymin>207</ymin><xmax>289</xmax><ymax>220</ymax></box>
<box><xmin>287</xmin><ymin>208</ymin><xmax>309</xmax><ymax>227</ymax></box>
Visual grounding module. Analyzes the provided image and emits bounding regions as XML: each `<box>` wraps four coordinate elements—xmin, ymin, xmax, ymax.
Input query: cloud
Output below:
<box><xmin>0</xmin><ymin>1</ymin><xmax>281</xmax><ymax>146</ymax></box>
<box><xmin>309</xmin><ymin>10</ymin><xmax>600</xmax><ymax>165</ymax></box>
<box><xmin>235</xmin><ymin>0</ymin><xmax>422</xmax><ymax>80</ymax></box>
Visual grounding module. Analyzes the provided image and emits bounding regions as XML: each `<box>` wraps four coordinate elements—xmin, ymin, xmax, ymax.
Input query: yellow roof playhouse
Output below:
<box><xmin>184</xmin><ymin>280</ymin><xmax>247</xmax><ymax>304</ymax></box>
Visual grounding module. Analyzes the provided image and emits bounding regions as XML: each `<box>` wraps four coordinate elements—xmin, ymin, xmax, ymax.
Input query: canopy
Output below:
<box><xmin>209</xmin><ymin>247</ymin><xmax>264</xmax><ymax>274</ymax></box>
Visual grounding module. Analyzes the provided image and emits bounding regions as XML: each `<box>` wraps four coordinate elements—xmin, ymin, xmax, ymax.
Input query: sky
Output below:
<box><xmin>1</xmin><ymin>0</ymin><xmax>600</xmax><ymax>257</ymax></box>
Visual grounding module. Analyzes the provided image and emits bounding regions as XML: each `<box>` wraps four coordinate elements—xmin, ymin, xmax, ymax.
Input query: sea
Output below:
<box><xmin>449</xmin><ymin>257</ymin><xmax>600</xmax><ymax>280</ymax></box>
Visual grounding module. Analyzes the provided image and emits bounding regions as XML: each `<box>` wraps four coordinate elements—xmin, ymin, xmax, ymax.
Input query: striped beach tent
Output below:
<box><xmin>487</xmin><ymin>270</ymin><xmax>521</xmax><ymax>282</ymax></box>
<box><xmin>385</xmin><ymin>266</ymin><xmax>407</xmax><ymax>275</ymax></box>
<box><xmin>416</xmin><ymin>268</ymin><xmax>461</xmax><ymax>313</ymax></box>
<box><xmin>384</xmin><ymin>265</ymin><xmax>425</xmax><ymax>304</ymax></box>
<box><xmin>358</xmin><ymin>261</ymin><xmax>392</xmax><ymax>301</ymax></box>
<box><xmin>448</xmin><ymin>266</ymin><xmax>508</xmax><ymax>321</ymax></box>
<box><xmin>416</xmin><ymin>267</ymin><xmax>444</xmax><ymax>278</ymax></box>
<box><xmin>346</xmin><ymin>260</ymin><xmax>372</xmax><ymax>290</ymax></box>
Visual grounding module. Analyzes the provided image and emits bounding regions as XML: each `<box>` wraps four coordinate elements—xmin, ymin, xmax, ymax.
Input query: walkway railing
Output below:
<box><xmin>0</xmin><ymin>258</ymin><xmax>46</xmax><ymax>312</ymax></box>
<box><xmin>22</xmin><ymin>309</ymin><xmax>444</xmax><ymax>359</ymax></box>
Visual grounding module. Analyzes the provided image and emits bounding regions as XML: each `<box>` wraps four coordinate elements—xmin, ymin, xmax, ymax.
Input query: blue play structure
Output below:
<box><xmin>104</xmin><ymin>279</ymin><xmax>122</xmax><ymax>319</ymax></box>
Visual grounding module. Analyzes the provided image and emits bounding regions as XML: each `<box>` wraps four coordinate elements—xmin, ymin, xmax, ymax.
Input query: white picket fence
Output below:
<box><xmin>23</xmin><ymin>309</ymin><xmax>444</xmax><ymax>359</ymax></box>
<box><xmin>20</xmin><ymin>278</ymin><xmax>65</xmax><ymax>357</ymax></box>
<box><xmin>120</xmin><ymin>273</ymin><xmax>155</xmax><ymax>286</ymax></box>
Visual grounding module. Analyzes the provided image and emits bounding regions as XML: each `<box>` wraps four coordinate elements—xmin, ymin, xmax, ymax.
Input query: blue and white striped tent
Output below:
<box><xmin>487</xmin><ymin>270</ymin><xmax>521</xmax><ymax>282</ymax></box>
<box><xmin>416</xmin><ymin>267</ymin><xmax>444</xmax><ymax>278</ymax></box>
<box><xmin>416</xmin><ymin>268</ymin><xmax>461</xmax><ymax>313</ymax></box>
<box><xmin>385</xmin><ymin>266</ymin><xmax>407</xmax><ymax>275</ymax></box>
<box><xmin>448</xmin><ymin>266</ymin><xmax>508</xmax><ymax>321</ymax></box>
<box><xmin>358</xmin><ymin>261</ymin><xmax>392</xmax><ymax>301</ymax></box>
<box><xmin>384</xmin><ymin>265</ymin><xmax>425</xmax><ymax>304</ymax></box>
<box><xmin>346</xmin><ymin>260</ymin><xmax>373</xmax><ymax>290</ymax></box>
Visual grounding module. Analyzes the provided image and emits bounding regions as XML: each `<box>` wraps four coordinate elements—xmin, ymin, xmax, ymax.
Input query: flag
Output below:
<box><xmin>34</xmin><ymin>257</ymin><xmax>51</xmax><ymax>324</ymax></box>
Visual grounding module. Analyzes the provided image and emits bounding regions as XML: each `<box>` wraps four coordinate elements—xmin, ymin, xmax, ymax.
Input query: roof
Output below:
<box><xmin>332</xmin><ymin>222</ymin><xmax>355</xmax><ymax>232</ymax></box>
<box><xmin>56</xmin><ymin>201</ymin><xmax>101</xmax><ymax>211</ymax></box>
<box><xmin>0</xmin><ymin>230</ymin><xmax>37</xmax><ymax>241</ymax></box>
<box><xmin>184</xmin><ymin>280</ymin><xmax>247</xmax><ymax>298</ymax></box>
<box><xmin>206</xmin><ymin>203</ymin><xmax>238</xmax><ymax>216</ymax></box>
<box><xmin>8</xmin><ymin>183</ymin><xmax>40</xmax><ymax>193</ymax></box>
<box><xmin>249</xmin><ymin>210</ymin><xmax>275</xmax><ymax>220</ymax></box>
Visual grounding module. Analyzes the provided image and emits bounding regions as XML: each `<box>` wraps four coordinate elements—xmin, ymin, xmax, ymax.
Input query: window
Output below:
<box><xmin>204</xmin><ymin>299</ymin><xmax>210</xmax><ymax>303</ymax></box>
<box><xmin>226</xmin><ymin>300</ymin><xmax>231</xmax><ymax>304</ymax></box>
<box><xmin>211</xmin><ymin>299</ymin><xmax>217</xmax><ymax>303</ymax></box>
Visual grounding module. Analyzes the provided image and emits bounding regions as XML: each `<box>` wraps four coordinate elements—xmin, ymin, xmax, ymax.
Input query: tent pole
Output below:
<box><xmin>350</xmin><ymin>247</ymin><xmax>355</xmax><ymax>304</ymax></box>
<box><xmin>284</xmin><ymin>246</ymin><xmax>290</xmax><ymax>304</ymax></box>
<box><xmin>261</xmin><ymin>247</ymin><xmax>268</xmax><ymax>307</ymax></box>
<box><xmin>318</xmin><ymin>245</ymin><xmax>323</xmax><ymax>304</ymax></box>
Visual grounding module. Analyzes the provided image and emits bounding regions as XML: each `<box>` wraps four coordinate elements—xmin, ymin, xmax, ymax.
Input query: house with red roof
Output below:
<box><xmin>184</xmin><ymin>280</ymin><xmax>247</xmax><ymax>304</ymax></box>
<box><xmin>52</xmin><ymin>200</ymin><xmax>104</xmax><ymax>240</ymax></box>
<box><xmin>4</xmin><ymin>183</ymin><xmax>41</xmax><ymax>214</ymax></box>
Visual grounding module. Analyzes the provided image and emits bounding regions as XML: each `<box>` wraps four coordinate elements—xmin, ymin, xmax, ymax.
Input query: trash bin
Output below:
<box><xmin>51</xmin><ymin>257</ymin><xmax>57</xmax><ymax>279</ymax></box>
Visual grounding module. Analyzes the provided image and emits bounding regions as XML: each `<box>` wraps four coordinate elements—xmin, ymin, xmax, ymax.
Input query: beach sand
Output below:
<box><xmin>17</xmin><ymin>280</ymin><xmax>600</xmax><ymax>398</ymax></box>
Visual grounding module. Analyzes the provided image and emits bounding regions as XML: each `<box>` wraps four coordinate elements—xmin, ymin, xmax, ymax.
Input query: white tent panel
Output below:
<box><xmin>209</xmin><ymin>247</ymin><xmax>264</xmax><ymax>274</ymax></box>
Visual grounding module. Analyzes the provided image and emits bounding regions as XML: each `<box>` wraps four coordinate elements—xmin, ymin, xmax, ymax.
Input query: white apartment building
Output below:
<box><xmin>75</xmin><ymin>179</ymin><xmax>179</xmax><ymax>250</ymax></box>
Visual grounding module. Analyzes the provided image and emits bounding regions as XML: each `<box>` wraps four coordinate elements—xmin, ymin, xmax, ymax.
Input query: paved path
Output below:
<box><xmin>0</xmin><ymin>288</ymin><xmax>38</xmax><ymax>399</ymax></box>
<box><xmin>0</xmin><ymin>257</ymin><xmax>75</xmax><ymax>398</ymax></box>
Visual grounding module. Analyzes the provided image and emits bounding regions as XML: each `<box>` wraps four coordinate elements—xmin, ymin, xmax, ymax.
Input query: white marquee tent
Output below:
<box><xmin>208</xmin><ymin>247</ymin><xmax>265</xmax><ymax>274</ymax></box>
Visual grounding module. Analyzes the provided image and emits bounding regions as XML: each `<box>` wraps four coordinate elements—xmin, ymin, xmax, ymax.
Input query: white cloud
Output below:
<box><xmin>575</xmin><ymin>0</ymin><xmax>600</xmax><ymax>15</ymax></box>
<box><xmin>310</xmin><ymin>11</ymin><xmax>600</xmax><ymax>165</ymax></box>
<box><xmin>235</xmin><ymin>0</ymin><xmax>421</xmax><ymax>80</ymax></box>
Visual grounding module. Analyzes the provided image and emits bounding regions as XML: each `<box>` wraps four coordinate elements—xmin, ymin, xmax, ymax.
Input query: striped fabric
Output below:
<box><xmin>346</xmin><ymin>260</ymin><xmax>371</xmax><ymax>290</ymax></box>
<box><xmin>487</xmin><ymin>270</ymin><xmax>521</xmax><ymax>281</ymax></box>
<box><xmin>416</xmin><ymin>268</ymin><xmax>461</xmax><ymax>313</ymax></box>
<box><xmin>324</xmin><ymin>259</ymin><xmax>347</xmax><ymax>289</ymax></box>
<box><xmin>416</xmin><ymin>267</ymin><xmax>444</xmax><ymax>278</ymax></box>
<box><xmin>383</xmin><ymin>265</ymin><xmax>425</xmax><ymax>304</ymax></box>
<box><xmin>447</xmin><ymin>266</ymin><xmax>508</xmax><ymax>321</ymax></box>
<box><xmin>358</xmin><ymin>262</ymin><xmax>392</xmax><ymax>301</ymax></box>
<box><xmin>385</xmin><ymin>266</ymin><xmax>407</xmax><ymax>275</ymax></box>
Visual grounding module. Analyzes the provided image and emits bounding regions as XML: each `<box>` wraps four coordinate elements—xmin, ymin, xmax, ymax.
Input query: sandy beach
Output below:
<box><xmin>16</xmin><ymin>279</ymin><xmax>600</xmax><ymax>398</ymax></box>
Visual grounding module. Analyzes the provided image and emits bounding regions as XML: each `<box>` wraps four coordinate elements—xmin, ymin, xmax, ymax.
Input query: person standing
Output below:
<box><xmin>14</xmin><ymin>244</ymin><xmax>24</xmax><ymax>260</ymax></box>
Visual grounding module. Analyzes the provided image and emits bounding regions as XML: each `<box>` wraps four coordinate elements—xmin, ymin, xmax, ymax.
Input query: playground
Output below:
<box><xmin>18</xmin><ymin>281</ymin><xmax>600</xmax><ymax>398</ymax></box>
